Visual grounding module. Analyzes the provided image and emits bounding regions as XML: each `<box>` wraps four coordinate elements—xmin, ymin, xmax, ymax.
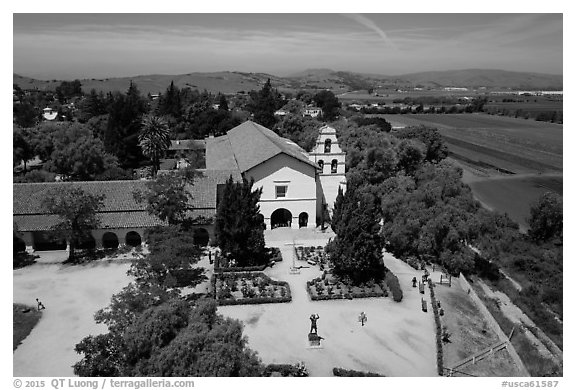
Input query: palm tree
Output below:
<box><xmin>138</xmin><ymin>115</ymin><xmax>171</xmax><ymax>175</ymax></box>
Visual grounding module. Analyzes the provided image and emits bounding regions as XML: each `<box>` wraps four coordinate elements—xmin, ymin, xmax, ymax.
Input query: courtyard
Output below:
<box><xmin>13</xmin><ymin>228</ymin><xmax>437</xmax><ymax>377</ymax></box>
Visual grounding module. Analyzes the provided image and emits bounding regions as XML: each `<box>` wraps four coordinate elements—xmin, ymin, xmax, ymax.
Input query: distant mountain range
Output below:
<box><xmin>14</xmin><ymin>68</ymin><xmax>563</xmax><ymax>95</ymax></box>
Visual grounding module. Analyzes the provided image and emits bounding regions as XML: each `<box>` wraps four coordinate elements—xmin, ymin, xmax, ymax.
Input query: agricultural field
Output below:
<box><xmin>467</xmin><ymin>174</ymin><xmax>562</xmax><ymax>231</ymax></box>
<box><xmin>381</xmin><ymin>113</ymin><xmax>563</xmax><ymax>174</ymax></box>
<box><xmin>377</xmin><ymin>113</ymin><xmax>563</xmax><ymax>228</ymax></box>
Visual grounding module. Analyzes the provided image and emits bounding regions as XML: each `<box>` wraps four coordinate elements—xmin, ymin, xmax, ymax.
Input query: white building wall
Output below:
<box><xmin>308</xmin><ymin>125</ymin><xmax>347</xmax><ymax>216</ymax></box>
<box><xmin>245</xmin><ymin>154</ymin><xmax>317</xmax><ymax>229</ymax></box>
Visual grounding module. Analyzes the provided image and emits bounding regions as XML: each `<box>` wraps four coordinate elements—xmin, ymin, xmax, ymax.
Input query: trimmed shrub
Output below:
<box><xmin>332</xmin><ymin>367</ymin><xmax>384</xmax><ymax>377</ymax></box>
<box><xmin>384</xmin><ymin>271</ymin><xmax>403</xmax><ymax>302</ymax></box>
<box><xmin>429</xmin><ymin>281</ymin><xmax>444</xmax><ymax>376</ymax></box>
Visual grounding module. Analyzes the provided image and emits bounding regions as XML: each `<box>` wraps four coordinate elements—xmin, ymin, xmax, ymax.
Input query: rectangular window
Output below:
<box><xmin>275</xmin><ymin>185</ymin><xmax>288</xmax><ymax>198</ymax></box>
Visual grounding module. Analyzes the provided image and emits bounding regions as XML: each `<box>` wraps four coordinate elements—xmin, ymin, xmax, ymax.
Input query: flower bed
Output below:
<box><xmin>213</xmin><ymin>247</ymin><xmax>281</xmax><ymax>273</ymax></box>
<box><xmin>212</xmin><ymin>272</ymin><xmax>291</xmax><ymax>305</ymax></box>
<box><xmin>295</xmin><ymin>246</ymin><xmax>329</xmax><ymax>270</ymax></box>
<box><xmin>306</xmin><ymin>272</ymin><xmax>388</xmax><ymax>301</ymax></box>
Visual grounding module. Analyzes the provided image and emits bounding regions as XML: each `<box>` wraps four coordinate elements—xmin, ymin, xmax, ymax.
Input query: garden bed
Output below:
<box><xmin>212</xmin><ymin>272</ymin><xmax>291</xmax><ymax>305</ymax></box>
<box><xmin>213</xmin><ymin>247</ymin><xmax>282</xmax><ymax>273</ymax></box>
<box><xmin>306</xmin><ymin>272</ymin><xmax>388</xmax><ymax>301</ymax></box>
<box><xmin>295</xmin><ymin>245</ymin><xmax>329</xmax><ymax>270</ymax></box>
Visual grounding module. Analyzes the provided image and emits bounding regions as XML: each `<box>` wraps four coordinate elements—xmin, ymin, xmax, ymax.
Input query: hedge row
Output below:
<box><xmin>428</xmin><ymin>281</ymin><xmax>444</xmax><ymax>376</ymax></box>
<box><xmin>332</xmin><ymin>367</ymin><xmax>384</xmax><ymax>377</ymax></box>
<box><xmin>214</xmin><ymin>264</ymin><xmax>267</xmax><ymax>273</ymax></box>
<box><xmin>263</xmin><ymin>364</ymin><xmax>307</xmax><ymax>377</ymax></box>
<box><xmin>384</xmin><ymin>271</ymin><xmax>403</xmax><ymax>302</ymax></box>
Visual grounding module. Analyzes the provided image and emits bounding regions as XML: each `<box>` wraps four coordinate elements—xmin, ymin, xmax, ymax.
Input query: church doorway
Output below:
<box><xmin>193</xmin><ymin>228</ymin><xmax>210</xmax><ymax>247</ymax></box>
<box><xmin>299</xmin><ymin>212</ymin><xmax>309</xmax><ymax>228</ymax></box>
<box><xmin>271</xmin><ymin>208</ymin><xmax>292</xmax><ymax>229</ymax></box>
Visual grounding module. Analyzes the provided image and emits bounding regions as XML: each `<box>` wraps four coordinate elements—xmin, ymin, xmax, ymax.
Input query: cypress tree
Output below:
<box><xmin>214</xmin><ymin>176</ymin><xmax>267</xmax><ymax>266</ymax></box>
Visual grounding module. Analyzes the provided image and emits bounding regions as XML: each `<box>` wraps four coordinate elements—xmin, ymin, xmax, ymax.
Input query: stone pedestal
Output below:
<box><xmin>307</xmin><ymin>332</ymin><xmax>323</xmax><ymax>349</ymax></box>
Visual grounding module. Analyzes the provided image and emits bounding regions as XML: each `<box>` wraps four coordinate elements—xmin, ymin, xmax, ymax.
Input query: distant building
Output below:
<box><xmin>443</xmin><ymin>87</ymin><xmax>469</xmax><ymax>92</ymax></box>
<box><xmin>304</xmin><ymin>107</ymin><xmax>323</xmax><ymax>118</ymax></box>
<box><xmin>42</xmin><ymin>107</ymin><xmax>58</xmax><ymax>121</ymax></box>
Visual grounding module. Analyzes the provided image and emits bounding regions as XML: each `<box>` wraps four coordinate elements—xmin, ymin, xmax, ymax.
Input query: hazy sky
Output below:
<box><xmin>13</xmin><ymin>13</ymin><xmax>563</xmax><ymax>80</ymax></box>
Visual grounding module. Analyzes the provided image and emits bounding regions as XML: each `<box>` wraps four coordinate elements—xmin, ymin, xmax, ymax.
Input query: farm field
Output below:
<box><xmin>377</xmin><ymin>113</ymin><xmax>563</xmax><ymax>228</ymax></box>
<box><xmin>380</xmin><ymin>113</ymin><xmax>562</xmax><ymax>174</ymax></box>
<box><xmin>465</xmin><ymin>173</ymin><xmax>563</xmax><ymax>231</ymax></box>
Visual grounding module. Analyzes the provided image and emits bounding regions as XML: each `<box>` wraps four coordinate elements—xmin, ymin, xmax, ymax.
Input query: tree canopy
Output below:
<box><xmin>133</xmin><ymin>169</ymin><xmax>195</xmax><ymax>225</ymax></box>
<box><xmin>527</xmin><ymin>192</ymin><xmax>563</xmax><ymax>243</ymax></box>
<box><xmin>42</xmin><ymin>186</ymin><xmax>105</xmax><ymax>261</ymax></box>
<box><xmin>138</xmin><ymin>115</ymin><xmax>171</xmax><ymax>175</ymax></box>
<box><xmin>214</xmin><ymin>176</ymin><xmax>268</xmax><ymax>266</ymax></box>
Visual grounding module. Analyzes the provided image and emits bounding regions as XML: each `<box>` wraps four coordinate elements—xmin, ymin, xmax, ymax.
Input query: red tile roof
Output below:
<box><xmin>206</xmin><ymin>120</ymin><xmax>319</xmax><ymax>173</ymax></box>
<box><xmin>13</xmin><ymin>170</ymin><xmax>241</xmax><ymax>232</ymax></box>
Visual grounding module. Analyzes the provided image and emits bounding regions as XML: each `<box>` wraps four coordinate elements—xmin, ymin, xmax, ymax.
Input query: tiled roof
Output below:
<box><xmin>187</xmin><ymin>170</ymin><xmax>241</xmax><ymax>209</ymax></box>
<box><xmin>169</xmin><ymin>139</ymin><xmax>206</xmax><ymax>151</ymax></box>
<box><xmin>206</xmin><ymin>121</ymin><xmax>319</xmax><ymax>173</ymax></box>
<box><xmin>13</xmin><ymin>171</ymin><xmax>241</xmax><ymax>232</ymax></box>
<box><xmin>14</xmin><ymin>212</ymin><xmax>166</xmax><ymax>232</ymax></box>
<box><xmin>205</xmin><ymin>135</ymin><xmax>240</xmax><ymax>171</ymax></box>
<box><xmin>13</xmin><ymin>181</ymin><xmax>150</xmax><ymax>215</ymax></box>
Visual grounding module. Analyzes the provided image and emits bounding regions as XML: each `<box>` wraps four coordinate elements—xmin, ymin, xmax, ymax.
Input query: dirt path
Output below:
<box><xmin>476</xmin><ymin>280</ymin><xmax>562</xmax><ymax>365</ymax></box>
<box><xmin>13</xmin><ymin>261</ymin><xmax>132</xmax><ymax>376</ymax></box>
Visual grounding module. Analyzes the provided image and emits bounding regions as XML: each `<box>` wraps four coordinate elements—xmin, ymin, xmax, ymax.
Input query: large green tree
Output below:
<box><xmin>13</xmin><ymin>125</ymin><xmax>35</xmax><ymax>172</ymax></box>
<box><xmin>74</xmin><ymin>298</ymin><xmax>263</xmax><ymax>377</ymax></box>
<box><xmin>313</xmin><ymin>90</ymin><xmax>341</xmax><ymax>121</ymax></box>
<box><xmin>138</xmin><ymin>115</ymin><xmax>171</xmax><ymax>175</ymax></box>
<box><xmin>527</xmin><ymin>192</ymin><xmax>563</xmax><ymax>243</ymax></box>
<box><xmin>43</xmin><ymin>187</ymin><xmax>105</xmax><ymax>261</ymax></box>
<box><xmin>247</xmin><ymin>79</ymin><xmax>281</xmax><ymax>128</ymax></box>
<box><xmin>128</xmin><ymin>226</ymin><xmax>205</xmax><ymax>289</ymax></box>
<box><xmin>327</xmin><ymin>187</ymin><xmax>384</xmax><ymax>283</ymax></box>
<box><xmin>214</xmin><ymin>176</ymin><xmax>267</xmax><ymax>266</ymax></box>
<box><xmin>46</xmin><ymin>123</ymin><xmax>119</xmax><ymax>181</ymax></box>
<box><xmin>104</xmin><ymin>81</ymin><xmax>148</xmax><ymax>167</ymax></box>
<box><xmin>133</xmin><ymin>169</ymin><xmax>195</xmax><ymax>225</ymax></box>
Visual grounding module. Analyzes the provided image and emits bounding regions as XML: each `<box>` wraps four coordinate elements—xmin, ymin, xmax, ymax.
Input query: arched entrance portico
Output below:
<box><xmin>32</xmin><ymin>231</ymin><xmax>67</xmax><ymax>251</ymax></box>
<box><xmin>271</xmin><ymin>208</ymin><xmax>292</xmax><ymax>229</ymax></box>
<box><xmin>14</xmin><ymin>236</ymin><xmax>26</xmax><ymax>253</ymax></box>
<box><xmin>77</xmin><ymin>234</ymin><xmax>96</xmax><ymax>250</ymax></box>
<box><xmin>193</xmin><ymin>228</ymin><xmax>210</xmax><ymax>247</ymax></box>
<box><xmin>102</xmin><ymin>232</ymin><xmax>119</xmax><ymax>249</ymax></box>
<box><xmin>125</xmin><ymin>231</ymin><xmax>142</xmax><ymax>247</ymax></box>
<box><xmin>299</xmin><ymin>212</ymin><xmax>309</xmax><ymax>228</ymax></box>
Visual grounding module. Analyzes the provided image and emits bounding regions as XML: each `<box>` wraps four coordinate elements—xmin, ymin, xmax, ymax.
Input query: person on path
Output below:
<box><xmin>36</xmin><ymin>298</ymin><xmax>45</xmax><ymax>311</ymax></box>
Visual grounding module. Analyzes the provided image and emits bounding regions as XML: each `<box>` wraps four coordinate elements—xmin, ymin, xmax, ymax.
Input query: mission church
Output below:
<box><xmin>13</xmin><ymin>121</ymin><xmax>346</xmax><ymax>252</ymax></box>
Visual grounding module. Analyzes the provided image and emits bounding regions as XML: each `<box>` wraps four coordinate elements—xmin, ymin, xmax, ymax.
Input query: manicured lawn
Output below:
<box><xmin>13</xmin><ymin>304</ymin><xmax>42</xmax><ymax>351</ymax></box>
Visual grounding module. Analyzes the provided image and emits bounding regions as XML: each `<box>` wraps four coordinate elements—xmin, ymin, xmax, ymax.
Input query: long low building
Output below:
<box><xmin>13</xmin><ymin>170</ymin><xmax>240</xmax><ymax>252</ymax></box>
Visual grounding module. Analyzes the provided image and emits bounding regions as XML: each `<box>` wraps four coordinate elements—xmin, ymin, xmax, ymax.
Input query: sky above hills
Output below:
<box><xmin>13</xmin><ymin>13</ymin><xmax>563</xmax><ymax>80</ymax></box>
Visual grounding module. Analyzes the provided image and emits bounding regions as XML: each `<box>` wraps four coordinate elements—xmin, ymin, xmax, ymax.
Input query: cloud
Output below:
<box><xmin>341</xmin><ymin>14</ymin><xmax>398</xmax><ymax>50</ymax></box>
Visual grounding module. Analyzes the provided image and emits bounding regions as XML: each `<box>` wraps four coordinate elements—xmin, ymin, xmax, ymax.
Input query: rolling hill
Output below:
<box><xmin>14</xmin><ymin>68</ymin><xmax>563</xmax><ymax>95</ymax></box>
